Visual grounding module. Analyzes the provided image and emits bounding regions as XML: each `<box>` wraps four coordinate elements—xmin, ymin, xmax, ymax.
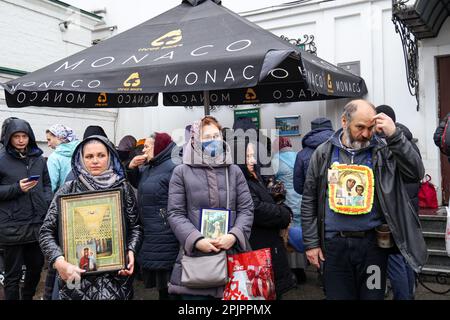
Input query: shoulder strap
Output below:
<box><xmin>225</xmin><ymin>166</ymin><xmax>230</xmax><ymax>210</ymax></box>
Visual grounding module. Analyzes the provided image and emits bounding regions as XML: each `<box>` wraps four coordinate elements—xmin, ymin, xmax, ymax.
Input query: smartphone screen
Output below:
<box><xmin>27</xmin><ymin>175</ymin><xmax>40</xmax><ymax>181</ymax></box>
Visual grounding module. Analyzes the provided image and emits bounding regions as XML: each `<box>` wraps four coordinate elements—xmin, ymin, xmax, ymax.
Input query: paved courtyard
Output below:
<box><xmin>1</xmin><ymin>265</ymin><xmax>448</xmax><ymax>300</ymax></box>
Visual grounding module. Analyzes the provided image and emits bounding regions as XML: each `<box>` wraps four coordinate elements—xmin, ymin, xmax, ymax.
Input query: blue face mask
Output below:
<box><xmin>201</xmin><ymin>140</ymin><xmax>223</xmax><ymax>157</ymax></box>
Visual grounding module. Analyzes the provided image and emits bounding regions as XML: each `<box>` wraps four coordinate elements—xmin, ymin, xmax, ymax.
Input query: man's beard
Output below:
<box><xmin>343</xmin><ymin>127</ymin><xmax>370</xmax><ymax>150</ymax></box>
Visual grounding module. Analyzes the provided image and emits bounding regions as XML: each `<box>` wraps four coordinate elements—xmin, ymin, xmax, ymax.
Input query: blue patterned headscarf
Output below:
<box><xmin>48</xmin><ymin>124</ymin><xmax>77</xmax><ymax>143</ymax></box>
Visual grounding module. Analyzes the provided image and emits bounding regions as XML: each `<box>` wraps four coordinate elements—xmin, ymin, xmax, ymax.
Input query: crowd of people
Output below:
<box><xmin>0</xmin><ymin>98</ymin><xmax>438</xmax><ymax>300</ymax></box>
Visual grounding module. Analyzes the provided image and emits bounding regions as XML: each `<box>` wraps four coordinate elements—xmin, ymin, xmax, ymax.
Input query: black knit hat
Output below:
<box><xmin>83</xmin><ymin>125</ymin><xmax>108</xmax><ymax>140</ymax></box>
<box><xmin>376</xmin><ymin>105</ymin><xmax>396</xmax><ymax>123</ymax></box>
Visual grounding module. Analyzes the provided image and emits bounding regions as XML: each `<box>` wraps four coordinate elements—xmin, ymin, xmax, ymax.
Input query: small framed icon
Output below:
<box><xmin>199</xmin><ymin>208</ymin><xmax>231</xmax><ymax>239</ymax></box>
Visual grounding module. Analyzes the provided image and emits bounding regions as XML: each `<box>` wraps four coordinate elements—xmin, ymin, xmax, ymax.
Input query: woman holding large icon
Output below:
<box><xmin>39</xmin><ymin>135</ymin><xmax>143</xmax><ymax>300</ymax></box>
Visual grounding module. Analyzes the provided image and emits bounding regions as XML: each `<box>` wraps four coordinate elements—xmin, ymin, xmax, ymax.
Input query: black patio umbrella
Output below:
<box><xmin>1</xmin><ymin>0</ymin><xmax>367</xmax><ymax>114</ymax></box>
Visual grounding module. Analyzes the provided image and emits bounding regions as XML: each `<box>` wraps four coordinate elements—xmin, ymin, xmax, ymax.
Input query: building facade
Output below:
<box><xmin>2</xmin><ymin>0</ymin><xmax>447</xmax><ymax>205</ymax></box>
<box><xmin>239</xmin><ymin>0</ymin><xmax>448</xmax><ymax>204</ymax></box>
<box><xmin>0</xmin><ymin>0</ymin><xmax>118</xmax><ymax>155</ymax></box>
<box><xmin>115</xmin><ymin>0</ymin><xmax>444</xmax><ymax>204</ymax></box>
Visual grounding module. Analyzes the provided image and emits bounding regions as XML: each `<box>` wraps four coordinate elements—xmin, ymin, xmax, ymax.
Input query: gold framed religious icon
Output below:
<box><xmin>200</xmin><ymin>208</ymin><xmax>230</xmax><ymax>240</ymax></box>
<box><xmin>328</xmin><ymin>163</ymin><xmax>375</xmax><ymax>215</ymax></box>
<box><xmin>58</xmin><ymin>189</ymin><xmax>126</xmax><ymax>275</ymax></box>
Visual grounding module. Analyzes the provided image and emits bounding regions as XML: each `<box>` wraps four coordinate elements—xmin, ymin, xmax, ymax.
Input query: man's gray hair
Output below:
<box><xmin>342</xmin><ymin>100</ymin><xmax>376</xmax><ymax>123</ymax></box>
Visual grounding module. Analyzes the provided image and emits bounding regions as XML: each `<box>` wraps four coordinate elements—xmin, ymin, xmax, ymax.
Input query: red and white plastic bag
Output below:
<box><xmin>223</xmin><ymin>248</ymin><xmax>276</xmax><ymax>300</ymax></box>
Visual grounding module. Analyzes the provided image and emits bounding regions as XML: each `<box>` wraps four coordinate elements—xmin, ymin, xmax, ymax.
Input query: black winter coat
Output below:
<box><xmin>0</xmin><ymin>119</ymin><xmax>53</xmax><ymax>245</ymax></box>
<box><xmin>39</xmin><ymin>136</ymin><xmax>143</xmax><ymax>300</ymax></box>
<box><xmin>127</xmin><ymin>142</ymin><xmax>179</xmax><ymax>270</ymax></box>
<box><xmin>243</xmin><ymin>171</ymin><xmax>296</xmax><ymax>297</ymax></box>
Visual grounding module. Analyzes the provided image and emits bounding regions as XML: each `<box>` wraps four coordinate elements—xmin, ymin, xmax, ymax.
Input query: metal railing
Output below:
<box><xmin>279</xmin><ymin>34</ymin><xmax>317</xmax><ymax>55</ymax></box>
<box><xmin>392</xmin><ymin>0</ymin><xmax>419</xmax><ymax>110</ymax></box>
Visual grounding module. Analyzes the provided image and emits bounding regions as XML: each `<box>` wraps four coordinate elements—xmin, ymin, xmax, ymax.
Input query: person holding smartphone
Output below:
<box><xmin>0</xmin><ymin>118</ymin><xmax>53</xmax><ymax>300</ymax></box>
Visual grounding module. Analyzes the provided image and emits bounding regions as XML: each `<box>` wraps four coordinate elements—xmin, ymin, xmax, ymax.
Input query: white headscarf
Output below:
<box><xmin>48</xmin><ymin>124</ymin><xmax>77</xmax><ymax>143</ymax></box>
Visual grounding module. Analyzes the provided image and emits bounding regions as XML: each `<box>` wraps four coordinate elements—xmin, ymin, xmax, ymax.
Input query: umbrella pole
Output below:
<box><xmin>203</xmin><ymin>90</ymin><xmax>210</xmax><ymax>116</ymax></box>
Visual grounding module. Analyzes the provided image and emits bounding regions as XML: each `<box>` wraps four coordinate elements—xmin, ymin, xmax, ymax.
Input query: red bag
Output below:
<box><xmin>223</xmin><ymin>248</ymin><xmax>276</xmax><ymax>300</ymax></box>
<box><xmin>418</xmin><ymin>174</ymin><xmax>438</xmax><ymax>209</ymax></box>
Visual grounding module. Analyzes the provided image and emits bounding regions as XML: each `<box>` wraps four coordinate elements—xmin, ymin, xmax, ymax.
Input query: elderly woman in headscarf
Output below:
<box><xmin>39</xmin><ymin>135</ymin><xmax>143</xmax><ymax>300</ymax></box>
<box><xmin>46</xmin><ymin>124</ymin><xmax>79</xmax><ymax>193</ymax></box>
<box><xmin>127</xmin><ymin>132</ymin><xmax>179</xmax><ymax>300</ymax></box>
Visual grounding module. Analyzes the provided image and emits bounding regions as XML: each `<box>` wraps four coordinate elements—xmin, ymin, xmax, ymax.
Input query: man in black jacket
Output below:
<box><xmin>301</xmin><ymin>99</ymin><xmax>426</xmax><ymax>300</ymax></box>
<box><xmin>0</xmin><ymin>118</ymin><xmax>53</xmax><ymax>300</ymax></box>
<box><xmin>376</xmin><ymin>105</ymin><xmax>420</xmax><ymax>300</ymax></box>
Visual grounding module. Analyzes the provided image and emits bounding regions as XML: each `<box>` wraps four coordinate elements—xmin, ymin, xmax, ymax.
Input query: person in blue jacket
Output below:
<box><xmin>294</xmin><ymin>118</ymin><xmax>334</xmax><ymax>195</ymax></box>
<box><xmin>45</xmin><ymin>124</ymin><xmax>79</xmax><ymax>192</ymax></box>
<box><xmin>376</xmin><ymin>104</ymin><xmax>420</xmax><ymax>300</ymax></box>
<box><xmin>293</xmin><ymin>118</ymin><xmax>333</xmax><ymax>286</ymax></box>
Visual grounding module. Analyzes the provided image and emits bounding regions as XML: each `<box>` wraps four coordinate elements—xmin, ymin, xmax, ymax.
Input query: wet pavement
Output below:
<box><xmin>1</xmin><ymin>265</ymin><xmax>449</xmax><ymax>300</ymax></box>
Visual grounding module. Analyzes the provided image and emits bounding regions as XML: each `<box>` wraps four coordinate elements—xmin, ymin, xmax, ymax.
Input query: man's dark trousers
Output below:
<box><xmin>3</xmin><ymin>242</ymin><xmax>44</xmax><ymax>300</ymax></box>
<box><xmin>323</xmin><ymin>231</ymin><xmax>388</xmax><ymax>300</ymax></box>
